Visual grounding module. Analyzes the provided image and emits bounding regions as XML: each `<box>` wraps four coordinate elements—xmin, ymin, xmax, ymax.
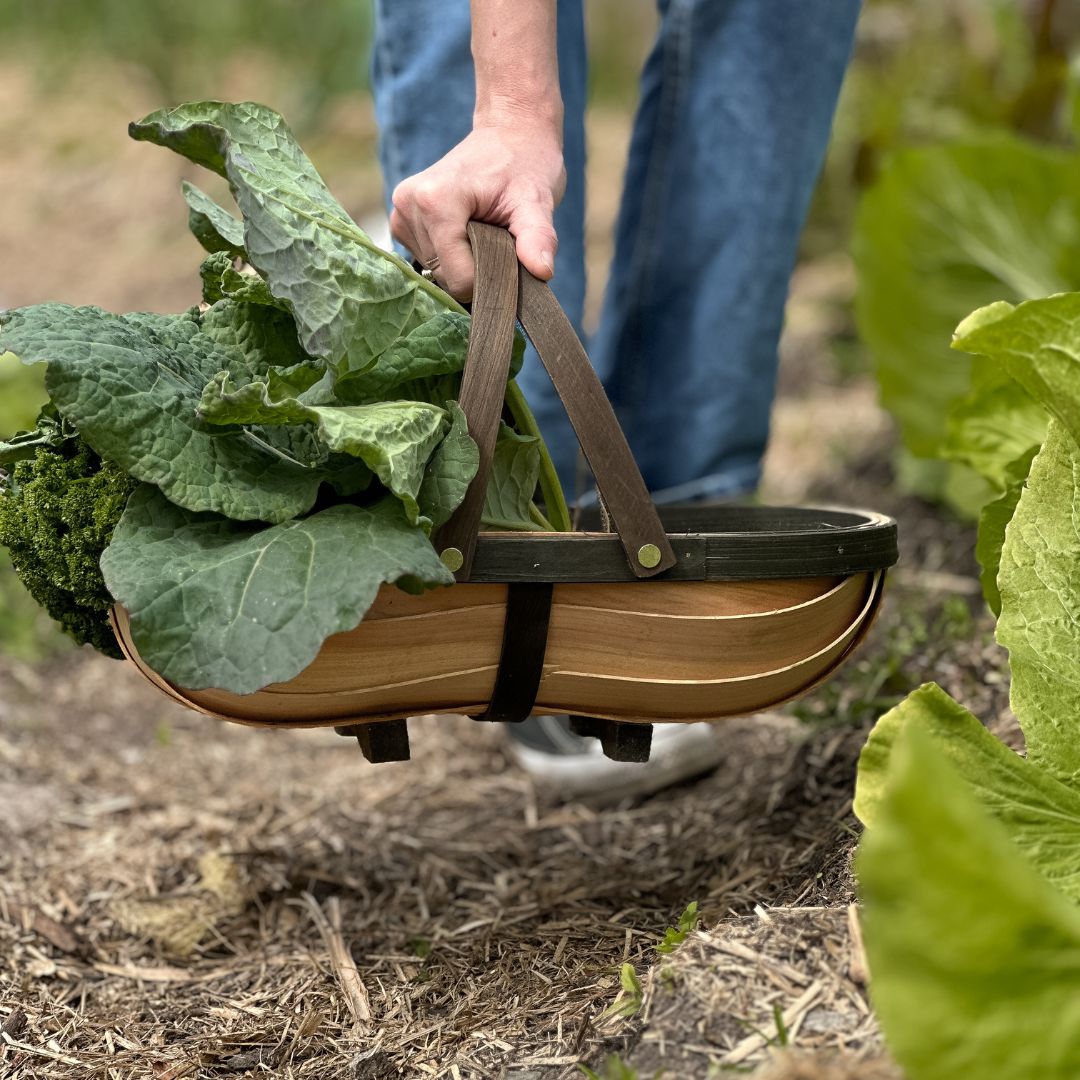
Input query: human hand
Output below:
<box><xmin>390</xmin><ymin>118</ymin><xmax>565</xmax><ymax>301</ymax></box>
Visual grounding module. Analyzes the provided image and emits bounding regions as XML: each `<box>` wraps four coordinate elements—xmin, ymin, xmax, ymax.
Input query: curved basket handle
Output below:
<box><xmin>435</xmin><ymin>222</ymin><xmax>676</xmax><ymax>581</ymax></box>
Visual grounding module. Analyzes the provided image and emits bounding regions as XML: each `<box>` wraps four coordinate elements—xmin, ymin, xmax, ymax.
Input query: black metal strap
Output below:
<box><xmin>471</xmin><ymin>582</ymin><xmax>554</xmax><ymax>723</ymax></box>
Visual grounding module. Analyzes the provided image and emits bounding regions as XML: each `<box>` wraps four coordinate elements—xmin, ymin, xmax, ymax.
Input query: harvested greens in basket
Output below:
<box><xmin>0</xmin><ymin>101</ymin><xmax>568</xmax><ymax>694</ymax></box>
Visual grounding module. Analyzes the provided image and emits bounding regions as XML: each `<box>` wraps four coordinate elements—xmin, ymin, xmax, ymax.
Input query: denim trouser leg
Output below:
<box><xmin>370</xmin><ymin>0</ymin><xmax>859</xmax><ymax>501</ymax></box>
<box><xmin>593</xmin><ymin>0</ymin><xmax>860</xmax><ymax>500</ymax></box>
<box><xmin>370</xmin><ymin>0</ymin><xmax>589</xmax><ymax>492</ymax></box>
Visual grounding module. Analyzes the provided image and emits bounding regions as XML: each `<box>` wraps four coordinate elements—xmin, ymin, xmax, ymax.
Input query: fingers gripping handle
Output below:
<box><xmin>436</xmin><ymin>222</ymin><xmax>675</xmax><ymax>581</ymax></box>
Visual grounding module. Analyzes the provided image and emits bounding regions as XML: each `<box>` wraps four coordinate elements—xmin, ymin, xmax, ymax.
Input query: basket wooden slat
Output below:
<box><xmin>112</xmin><ymin>570</ymin><xmax>882</xmax><ymax>727</ymax></box>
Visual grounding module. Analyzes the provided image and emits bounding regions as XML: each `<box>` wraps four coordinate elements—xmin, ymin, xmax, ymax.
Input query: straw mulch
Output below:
<box><xmin>1</xmin><ymin>643</ymin><xmax>899</xmax><ymax>1079</ymax></box>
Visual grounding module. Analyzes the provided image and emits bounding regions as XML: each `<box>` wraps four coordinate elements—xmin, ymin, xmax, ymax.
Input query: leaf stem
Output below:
<box><xmin>528</xmin><ymin>503</ymin><xmax>554</xmax><ymax>531</ymax></box>
<box><xmin>504</xmin><ymin>379</ymin><xmax>571</xmax><ymax>532</ymax></box>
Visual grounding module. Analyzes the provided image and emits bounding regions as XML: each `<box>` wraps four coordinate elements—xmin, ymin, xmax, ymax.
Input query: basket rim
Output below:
<box><xmin>466</xmin><ymin>504</ymin><xmax>898</xmax><ymax>583</ymax></box>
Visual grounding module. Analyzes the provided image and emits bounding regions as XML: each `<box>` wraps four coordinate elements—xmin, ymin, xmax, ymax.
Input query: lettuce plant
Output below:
<box><xmin>854</xmin><ymin>292</ymin><xmax>1080</xmax><ymax>1078</ymax></box>
<box><xmin>854</xmin><ymin>137</ymin><xmax>1080</xmax><ymax>511</ymax></box>
<box><xmin>0</xmin><ymin>101</ymin><xmax>569</xmax><ymax>693</ymax></box>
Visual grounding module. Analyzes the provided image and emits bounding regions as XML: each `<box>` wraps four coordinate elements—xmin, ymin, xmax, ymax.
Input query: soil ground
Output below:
<box><xmin>0</xmin><ymin>60</ymin><xmax>1014</xmax><ymax>1079</ymax></box>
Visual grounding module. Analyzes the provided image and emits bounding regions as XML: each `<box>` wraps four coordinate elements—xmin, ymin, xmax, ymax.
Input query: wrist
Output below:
<box><xmin>474</xmin><ymin>92</ymin><xmax>563</xmax><ymax>146</ymax></box>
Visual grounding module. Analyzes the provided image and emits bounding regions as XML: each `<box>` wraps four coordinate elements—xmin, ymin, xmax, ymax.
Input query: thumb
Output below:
<box><xmin>508</xmin><ymin>205</ymin><xmax>558</xmax><ymax>281</ymax></box>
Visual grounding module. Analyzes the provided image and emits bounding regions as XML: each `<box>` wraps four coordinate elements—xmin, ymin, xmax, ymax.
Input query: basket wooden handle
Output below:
<box><xmin>436</xmin><ymin>222</ymin><xmax>676</xmax><ymax>581</ymax></box>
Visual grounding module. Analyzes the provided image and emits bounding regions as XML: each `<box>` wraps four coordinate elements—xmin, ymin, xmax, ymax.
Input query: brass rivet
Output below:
<box><xmin>440</xmin><ymin>547</ymin><xmax>464</xmax><ymax>573</ymax></box>
<box><xmin>637</xmin><ymin>543</ymin><xmax>661</xmax><ymax>569</ymax></box>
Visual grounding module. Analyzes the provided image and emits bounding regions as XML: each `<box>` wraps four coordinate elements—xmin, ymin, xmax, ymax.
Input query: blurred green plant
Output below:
<box><xmin>0</xmin><ymin>0</ymin><xmax>374</xmax><ymax>123</ymax></box>
<box><xmin>846</xmin><ymin>0</ymin><xmax>1080</xmax><ymax>510</ymax></box>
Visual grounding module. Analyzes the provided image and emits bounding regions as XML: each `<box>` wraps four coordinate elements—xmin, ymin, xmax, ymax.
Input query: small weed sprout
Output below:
<box><xmin>600</xmin><ymin>962</ymin><xmax>644</xmax><ymax>1021</ymax></box>
<box><xmin>657</xmin><ymin>900</ymin><xmax>700</xmax><ymax>955</ymax></box>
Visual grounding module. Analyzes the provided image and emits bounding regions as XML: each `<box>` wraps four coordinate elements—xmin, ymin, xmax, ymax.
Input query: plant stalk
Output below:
<box><xmin>504</xmin><ymin>379</ymin><xmax>571</xmax><ymax>532</ymax></box>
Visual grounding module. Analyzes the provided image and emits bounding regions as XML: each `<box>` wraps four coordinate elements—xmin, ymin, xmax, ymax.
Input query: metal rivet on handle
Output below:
<box><xmin>440</xmin><ymin>547</ymin><xmax>464</xmax><ymax>573</ymax></box>
<box><xmin>637</xmin><ymin>543</ymin><xmax>661</xmax><ymax>569</ymax></box>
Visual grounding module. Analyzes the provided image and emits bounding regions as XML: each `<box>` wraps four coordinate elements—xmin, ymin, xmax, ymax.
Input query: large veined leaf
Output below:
<box><xmin>483</xmin><ymin>423</ymin><xmax>541</xmax><ymax>530</ymax></box>
<box><xmin>858</xmin><ymin>726</ymin><xmax>1080</xmax><ymax>1080</ymax></box>
<box><xmin>182</xmin><ymin>180</ymin><xmax>245</xmax><ymax>258</ymax></box>
<box><xmin>855</xmin><ymin>138</ymin><xmax>1080</xmax><ymax>463</ymax></box>
<box><xmin>130</xmin><ymin>101</ymin><xmax>457</xmax><ymax>373</ymax></box>
<box><xmin>101</xmin><ymin>485</ymin><xmax>453</xmax><ymax>694</ymax></box>
<box><xmin>198</xmin><ymin>373</ymin><xmax>451</xmax><ymax>524</ymax></box>
<box><xmin>334</xmin><ymin>312</ymin><xmax>472</xmax><ymax>399</ymax></box>
<box><xmin>0</xmin><ymin>304</ymin><xmax>321</xmax><ymax>523</ymax></box>
<box><xmin>416</xmin><ymin>402</ymin><xmax>479</xmax><ymax>530</ymax></box>
<box><xmin>952</xmin><ymin>293</ymin><xmax>1080</xmax><ymax>449</ymax></box>
<box><xmin>997</xmin><ymin>421</ymin><xmax>1080</xmax><ymax>786</ymax></box>
<box><xmin>855</xmin><ymin>683</ymin><xmax>1080</xmax><ymax>903</ymax></box>
<box><xmin>199</xmin><ymin>298</ymin><xmax>309</xmax><ymax>380</ymax></box>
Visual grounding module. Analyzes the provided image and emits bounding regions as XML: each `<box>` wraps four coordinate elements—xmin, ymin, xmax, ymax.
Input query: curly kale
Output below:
<box><xmin>0</xmin><ymin>436</ymin><xmax>137</xmax><ymax>657</ymax></box>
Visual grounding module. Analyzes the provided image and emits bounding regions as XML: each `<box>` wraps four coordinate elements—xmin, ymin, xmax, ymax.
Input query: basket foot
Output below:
<box><xmin>334</xmin><ymin>719</ymin><xmax>411</xmax><ymax>763</ymax></box>
<box><xmin>569</xmin><ymin>716</ymin><xmax>653</xmax><ymax>763</ymax></box>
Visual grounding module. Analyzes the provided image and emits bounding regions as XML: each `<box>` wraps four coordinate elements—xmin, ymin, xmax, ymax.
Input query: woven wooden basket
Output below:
<box><xmin>114</xmin><ymin>224</ymin><xmax>897</xmax><ymax>762</ymax></box>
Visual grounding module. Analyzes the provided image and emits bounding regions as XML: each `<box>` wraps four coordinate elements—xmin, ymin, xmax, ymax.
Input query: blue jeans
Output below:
<box><xmin>371</xmin><ymin>0</ymin><xmax>859</xmax><ymax>502</ymax></box>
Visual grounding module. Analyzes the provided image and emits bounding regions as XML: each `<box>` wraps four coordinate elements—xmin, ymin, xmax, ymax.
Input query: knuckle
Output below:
<box><xmin>412</xmin><ymin>181</ymin><xmax>442</xmax><ymax>214</ymax></box>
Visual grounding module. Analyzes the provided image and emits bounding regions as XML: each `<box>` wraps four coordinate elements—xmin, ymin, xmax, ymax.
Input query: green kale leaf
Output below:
<box><xmin>101</xmin><ymin>484</ymin><xmax>454</xmax><ymax>694</ymax></box>
<box><xmin>0</xmin><ymin>303</ymin><xmax>323</xmax><ymax>524</ymax></box>
<box><xmin>182</xmin><ymin>180</ymin><xmax>246</xmax><ymax>258</ymax></box>
<box><xmin>130</xmin><ymin>101</ymin><xmax>457</xmax><ymax>374</ymax></box>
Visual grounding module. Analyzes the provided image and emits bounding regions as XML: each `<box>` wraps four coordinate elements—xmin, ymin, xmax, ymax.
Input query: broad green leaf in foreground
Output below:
<box><xmin>953</xmin><ymin>292</ymin><xmax>1080</xmax><ymax>448</ymax></box>
<box><xmin>858</xmin><ymin>726</ymin><xmax>1080</xmax><ymax>1080</ymax></box>
<box><xmin>0</xmin><ymin>304</ymin><xmax>320</xmax><ymax>523</ymax></box>
<box><xmin>130</xmin><ymin>101</ymin><xmax>456</xmax><ymax>373</ymax></box>
<box><xmin>198</xmin><ymin>373</ymin><xmax>451</xmax><ymax>524</ymax></box>
<box><xmin>998</xmin><ymin>421</ymin><xmax>1080</xmax><ymax>785</ymax></box>
<box><xmin>182</xmin><ymin>180</ymin><xmax>246</xmax><ymax>258</ymax></box>
<box><xmin>101</xmin><ymin>485</ymin><xmax>453</xmax><ymax>694</ymax></box>
<box><xmin>855</xmin><ymin>683</ymin><xmax>1080</xmax><ymax>902</ymax></box>
<box><xmin>855</xmin><ymin>138</ymin><xmax>1080</xmax><ymax>463</ymax></box>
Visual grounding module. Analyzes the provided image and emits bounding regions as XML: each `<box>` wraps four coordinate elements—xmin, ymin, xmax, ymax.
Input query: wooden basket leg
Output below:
<box><xmin>569</xmin><ymin>717</ymin><xmax>653</xmax><ymax>763</ymax></box>
<box><xmin>334</xmin><ymin>720</ymin><xmax>411</xmax><ymax>763</ymax></box>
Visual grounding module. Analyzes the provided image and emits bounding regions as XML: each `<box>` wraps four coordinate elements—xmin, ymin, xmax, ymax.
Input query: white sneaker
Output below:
<box><xmin>505</xmin><ymin>715</ymin><xmax>725</xmax><ymax>801</ymax></box>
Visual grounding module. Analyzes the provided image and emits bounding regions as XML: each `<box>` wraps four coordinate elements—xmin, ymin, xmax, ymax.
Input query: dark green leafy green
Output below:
<box><xmin>0</xmin><ymin>303</ymin><xmax>321</xmax><ymax>523</ymax></box>
<box><xmin>483</xmin><ymin>423</ymin><xmax>541</xmax><ymax>530</ymax></box>
<box><xmin>0</xmin><ymin>435</ymin><xmax>137</xmax><ymax>657</ymax></box>
<box><xmin>131</xmin><ymin>101</ymin><xmax>457</xmax><ymax>374</ymax></box>
<box><xmin>417</xmin><ymin>402</ymin><xmax>479</xmax><ymax>530</ymax></box>
<box><xmin>101</xmin><ymin>485</ymin><xmax>453</xmax><ymax>693</ymax></box>
<box><xmin>0</xmin><ymin>97</ymin><xmax>568</xmax><ymax>691</ymax></box>
<box><xmin>182</xmin><ymin>180</ymin><xmax>246</xmax><ymax>258</ymax></box>
<box><xmin>199</xmin><ymin>251</ymin><xmax>284</xmax><ymax>309</ymax></box>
